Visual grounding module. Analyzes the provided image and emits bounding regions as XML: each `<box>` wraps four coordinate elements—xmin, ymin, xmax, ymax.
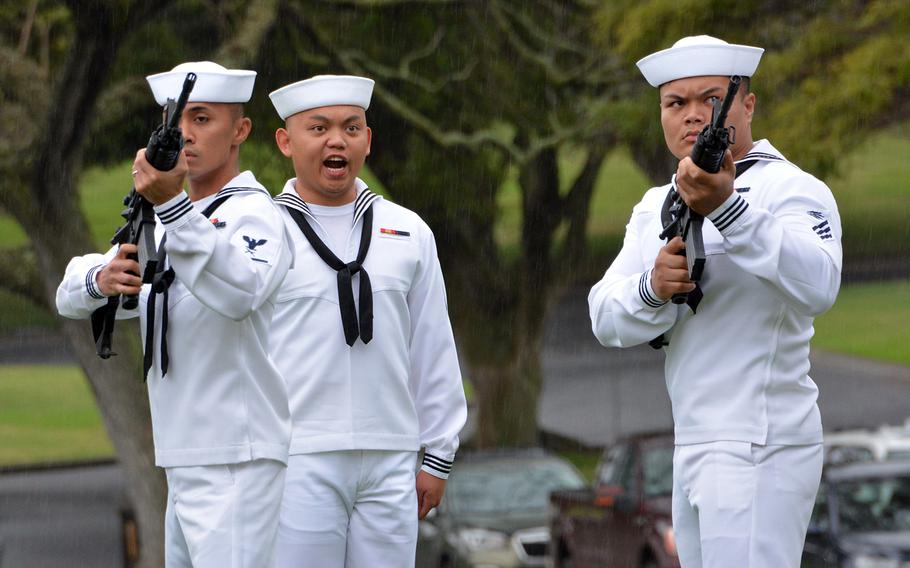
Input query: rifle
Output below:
<box><xmin>92</xmin><ymin>72</ymin><xmax>197</xmax><ymax>359</ymax></box>
<box><xmin>658</xmin><ymin>75</ymin><xmax>741</xmax><ymax>305</ymax></box>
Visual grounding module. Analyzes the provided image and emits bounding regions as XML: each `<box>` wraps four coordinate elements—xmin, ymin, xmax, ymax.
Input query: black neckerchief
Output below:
<box><xmin>283</xmin><ymin>204</ymin><xmax>375</xmax><ymax>346</ymax></box>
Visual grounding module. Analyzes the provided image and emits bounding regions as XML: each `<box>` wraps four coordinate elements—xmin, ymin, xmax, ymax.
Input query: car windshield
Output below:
<box><xmin>835</xmin><ymin>475</ymin><xmax>910</xmax><ymax>532</ymax></box>
<box><xmin>447</xmin><ymin>459</ymin><xmax>585</xmax><ymax>517</ymax></box>
<box><xmin>642</xmin><ymin>446</ymin><xmax>674</xmax><ymax>497</ymax></box>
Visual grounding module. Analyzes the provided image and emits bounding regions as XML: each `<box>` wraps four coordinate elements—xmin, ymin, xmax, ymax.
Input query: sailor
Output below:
<box><xmin>267</xmin><ymin>75</ymin><xmax>467</xmax><ymax>567</ymax></box>
<box><xmin>56</xmin><ymin>61</ymin><xmax>292</xmax><ymax>568</ymax></box>
<box><xmin>588</xmin><ymin>36</ymin><xmax>842</xmax><ymax>567</ymax></box>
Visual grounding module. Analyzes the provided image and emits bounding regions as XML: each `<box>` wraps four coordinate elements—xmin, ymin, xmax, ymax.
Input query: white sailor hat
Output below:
<box><xmin>636</xmin><ymin>35</ymin><xmax>764</xmax><ymax>88</ymax></box>
<box><xmin>269</xmin><ymin>75</ymin><xmax>375</xmax><ymax>120</ymax></box>
<box><xmin>146</xmin><ymin>61</ymin><xmax>256</xmax><ymax>106</ymax></box>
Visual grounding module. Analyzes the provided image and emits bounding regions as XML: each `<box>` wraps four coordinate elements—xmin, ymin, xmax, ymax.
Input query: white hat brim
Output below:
<box><xmin>146</xmin><ymin>68</ymin><xmax>256</xmax><ymax>106</ymax></box>
<box><xmin>637</xmin><ymin>44</ymin><xmax>764</xmax><ymax>87</ymax></box>
<box><xmin>269</xmin><ymin>75</ymin><xmax>375</xmax><ymax>120</ymax></box>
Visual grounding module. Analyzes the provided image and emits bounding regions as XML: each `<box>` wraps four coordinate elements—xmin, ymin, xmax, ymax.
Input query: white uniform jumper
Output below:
<box><xmin>56</xmin><ymin>171</ymin><xmax>292</xmax><ymax>568</ymax></box>
<box><xmin>271</xmin><ymin>178</ymin><xmax>467</xmax><ymax>568</ymax></box>
<box><xmin>589</xmin><ymin>141</ymin><xmax>841</xmax><ymax>567</ymax></box>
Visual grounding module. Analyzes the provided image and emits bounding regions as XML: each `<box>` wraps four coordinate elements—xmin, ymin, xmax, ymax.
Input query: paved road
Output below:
<box><xmin>0</xmin><ymin>462</ymin><xmax>127</xmax><ymax>568</ymax></box>
<box><xmin>2</xmin><ymin>288</ymin><xmax>909</xmax><ymax>566</ymax></box>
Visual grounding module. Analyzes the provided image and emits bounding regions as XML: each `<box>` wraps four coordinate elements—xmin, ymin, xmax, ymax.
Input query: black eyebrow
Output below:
<box><xmin>185</xmin><ymin>104</ymin><xmax>213</xmax><ymax>113</ymax></box>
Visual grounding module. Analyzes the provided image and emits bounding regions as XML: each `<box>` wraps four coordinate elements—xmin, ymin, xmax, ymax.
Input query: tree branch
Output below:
<box><xmin>211</xmin><ymin>0</ymin><xmax>280</xmax><ymax>67</ymax></box>
<box><xmin>17</xmin><ymin>0</ymin><xmax>39</xmax><ymax>55</ymax></box>
<box><xmin>310</xmin><ymin>0</ymin><xmax>473</xmax><ymax>5</ymax></box>
<box><xmin>285</xmin><ymin>4</ymin><xmax>525</xmax><ymax>160</ymax></box>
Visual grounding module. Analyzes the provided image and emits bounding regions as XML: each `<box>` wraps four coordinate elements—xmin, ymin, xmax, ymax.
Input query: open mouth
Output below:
<box><xmin>322</xmin><ymin>156</ymin><xmax>349</xmax><ymax>179</ymax></box>
<box><xmin>323</xmin><ymin>156</ymin><xmax>348</xmax><ymax>168</ymax></box>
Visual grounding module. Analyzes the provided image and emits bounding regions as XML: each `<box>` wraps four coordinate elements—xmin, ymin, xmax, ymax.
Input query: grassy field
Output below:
<box><xmin>812</xmin><ymin>280</ymin><xmax>910</xmax><ymax>366</ymax></box>
<box><xmin>0</xmin><ymin>365</ymin><xmax>114</xmax><ymax>466</ymax></box>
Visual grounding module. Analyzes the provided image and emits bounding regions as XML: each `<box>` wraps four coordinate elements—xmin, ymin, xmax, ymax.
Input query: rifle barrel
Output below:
<box><xmin>713</xmin><ymin>75</ymin><xmax>742</xmax><ymax>129</ymax></box>
<box><xmin>165</xmin><ymin>72</ymin><xmax>197</xmax><ymax>130</ymax></box>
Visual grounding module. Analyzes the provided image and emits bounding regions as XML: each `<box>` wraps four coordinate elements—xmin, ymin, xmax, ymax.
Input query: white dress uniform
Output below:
<box><xmin>267</xmin><ymin>74</ymin><xmax>467</xmax><ymax>568</ymax></box>
<box><xmin>589</xmin><ymin>139</ymin><xmax>841</xmax><ymax>567</ymax></box>
<box><xmin>56</xmin><ymin>62</ymin><xmax>293</xmax><ymax>568</ymax></box>
<box><xmin>589</xmin><ymin>36</ymin><xmax>842</xmax><ymax>568</ymax></box>
<box><xmin>270</xmin><ymin>179</ymin><xmax>467</xmax><ymax>568</ymax></box>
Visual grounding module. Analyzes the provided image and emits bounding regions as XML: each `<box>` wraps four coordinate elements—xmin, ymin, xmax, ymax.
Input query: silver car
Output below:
<box><xmin>416</xmin><ymin>449</ymin><xmax>586</xmax><ymax>568</ymax></box>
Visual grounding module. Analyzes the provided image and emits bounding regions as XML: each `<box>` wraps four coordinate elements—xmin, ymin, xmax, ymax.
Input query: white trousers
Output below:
<box><xmin>275</xmin><ymin>450</ymin><xmax>419</xmax><ymax>568</ymax></box>
<box><xmin>164</xmin><ymin>459</ymin><xmax>287</xmax><ymax>568</ymax></box>
<box><xmin>672</xmin><ymin>442</ymin><xmax>823</xmax><ymax>568</ymax></box>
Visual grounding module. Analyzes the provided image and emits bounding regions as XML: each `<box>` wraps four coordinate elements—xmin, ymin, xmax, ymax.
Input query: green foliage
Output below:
<box><xmin>813</xmin><ymin>280</ymin><xmax>910</xmax><ymax>366</ymax></box>
<box><xmin>593</xmin><ymin>0</ymin><xmax>910</xmax><ymax>181</ymax></box>
<box><xmin>0</xmin><ymin>365</ymin><xmax>114</xmax><ymax>465</ymax></box>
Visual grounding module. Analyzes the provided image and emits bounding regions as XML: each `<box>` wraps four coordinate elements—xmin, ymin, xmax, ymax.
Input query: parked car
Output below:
<box><xmin>549</xmin><ymin>432</ymin><xmax>678</xmax><ymax>568</ymax></box>
<box><xmin>825</xmin><ymin>420</ymin><xmax>910</xmax><ymax>464</ymax></box>
<box><xmin>416</xmin><ymin>449</ymin><xmax>586</xmax><ymax>568</ymax></box>
<box><xmin>802</xmin><ymin>459</ymin><xmax>910</xmax><ymax>567</ymax></box>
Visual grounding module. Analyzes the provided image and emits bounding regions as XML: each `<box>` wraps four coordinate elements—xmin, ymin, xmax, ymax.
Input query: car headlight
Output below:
<box><xmin>852</xmin><ymin>555</ymin><xmax>901</xmax><ymax>568</ymax></box>
<box><xmin>456</xmin><ymin>527</ymin><xmax>510</xmax><ymax>552</ymax></box>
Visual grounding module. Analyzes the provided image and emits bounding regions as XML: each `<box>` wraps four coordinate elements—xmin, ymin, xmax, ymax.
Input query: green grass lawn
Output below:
<box><xmin>0</xmin><ymin>365</ymin><xmax>114</xmax><ymax>466</ymax></box>
<box><xmin>812</xmin><ymin>279</ymin><xmax>910</xmax><ymax>366</ymax></box>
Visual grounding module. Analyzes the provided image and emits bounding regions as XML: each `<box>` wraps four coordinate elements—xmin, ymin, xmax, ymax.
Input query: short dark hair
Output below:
<box><xmin>739</xmin><ymin>76</ymin><xmax>751</xmax><ymax>98</ymax></box>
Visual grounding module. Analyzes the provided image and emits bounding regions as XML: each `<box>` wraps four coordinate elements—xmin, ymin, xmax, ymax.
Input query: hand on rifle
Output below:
<box><xmin>651</xmin><ymin>237</ymin><xmax>697</xmax><ymax>301</ymax></box>
<box><xmin>675</xmin><ymin>150</ymin><xmax>736</xmax><ymax>216</ymax></box>
<box><xmin>132</xmin><ymin>148</ymin><xmax>188</xmax><ymax>205</ymax></box>
<box><xmin>97</xmin><ymin>244</ymin><xmax>142</xmax><ymax>297</ymax></box>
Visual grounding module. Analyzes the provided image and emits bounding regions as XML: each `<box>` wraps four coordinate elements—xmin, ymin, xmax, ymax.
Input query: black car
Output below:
<box><xmin>416</xmin><ymin>448</ymin><xmax>586</xmax><ymax>568</ymax></box>
<box><xmin>803</xmin><ymin>460</ymin><xmax>910</xmax><ymax>567</ymax></box>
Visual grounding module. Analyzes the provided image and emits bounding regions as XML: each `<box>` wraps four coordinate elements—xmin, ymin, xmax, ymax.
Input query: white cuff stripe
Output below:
<box><xmin>639</xmin><ymin>270</ymin><xmax>666</xmax><ymax>308</ymax></box>
<box><xmin>713</xmin><ymin>195</ymin><xmax>749</xmax><ymax>232</ymax></box>
<box><xmin>157</xmin><ymin>195</ymin><xmax>193</xmax><ymax>224</ymax></box>
<box><xmin>423</xmin><ymin>454</ymin><xmax>454</xmax><ymax>474</ymax></box>
<box><xmin>86</xmin><ymin>264</ymin><xmax>105</xmax><ymax>299</ymax></box>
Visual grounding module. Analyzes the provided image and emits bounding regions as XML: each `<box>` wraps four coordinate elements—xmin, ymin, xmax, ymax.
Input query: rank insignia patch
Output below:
<box><xmin>811</xmin><ymin>220</ymin><xmax>833</xmax><ymax>241</ymax></box>
<box><xmin>380</xmin><ymin>228</ymin><xmax>410</xmax><ymax>237</ymax></box>
<box><xmin>243</xmin><ymin>236</ymin><xmax>267</xmax><ymax>251</ymax></box>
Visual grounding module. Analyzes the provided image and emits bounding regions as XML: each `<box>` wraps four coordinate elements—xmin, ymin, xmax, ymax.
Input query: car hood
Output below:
<box><xmin>839</xmin><ymin>532</ymin><xmax>910</xmax><ymax>555</ymax></box>
<box><xmin>453</xmin><ymin>511</ymin><xmax>549</xmax><ymax>534</ymax></box>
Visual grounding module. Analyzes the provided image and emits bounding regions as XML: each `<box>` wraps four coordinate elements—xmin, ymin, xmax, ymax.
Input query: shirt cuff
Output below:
<box><xmin>707</xmin><ymin>192</ymin><xmax>750</xmax><ymax>236</ymax></box>
<box><xmin>639</xmin><ymin>269</ymin><xmax>668</xmax><ymax>309</ymax></box>
<box><xmin>421</xmin><ymin>452</ymin><xmax>454</xmax><ymax>480</ymax></box>
<box><xmin>86</xmin><ymin>264</ymin><xmax>106</xmax><ymax>299</ymax></box>
<box><xmin>154</xmin><ymin>191</ymin><xmax>193</xmax><ymax>229</ymax></box>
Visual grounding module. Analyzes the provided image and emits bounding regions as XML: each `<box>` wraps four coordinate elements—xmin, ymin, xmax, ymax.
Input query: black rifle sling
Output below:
<box><xmin>283</xmin><ymin>204</ymin><xmax>374</xmax><ymax>346</ymax></box>
<box><xmin>648</xmin><ymin>159</ymin><xmax>758</xmax><ymax>350</ymax></box>
<box><xmin>141</xmin><ymin>193</ymin><xmax>233</xmax><ymax>380</ymax></box>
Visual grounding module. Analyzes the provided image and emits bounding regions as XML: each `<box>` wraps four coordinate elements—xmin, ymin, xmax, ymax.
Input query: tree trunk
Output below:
<box><xmin>469</xmin><ymin>322</ymin><xmax>545</xmax><ymax>448</ymax></box>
